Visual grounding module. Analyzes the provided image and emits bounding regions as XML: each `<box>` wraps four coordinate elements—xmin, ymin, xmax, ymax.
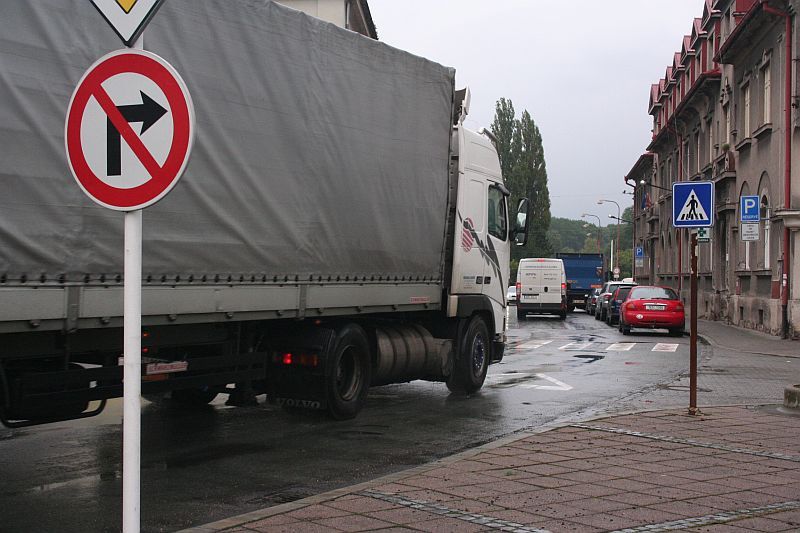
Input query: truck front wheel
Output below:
<box><xmin>326</xmin><ymin>324</ymin><xmax>371</xmax><ymax>420</ymax></box>
<box><xmin>447</xmin><ymin>316</ymin><xmax>489</xmax><ymax>394</ymax></box>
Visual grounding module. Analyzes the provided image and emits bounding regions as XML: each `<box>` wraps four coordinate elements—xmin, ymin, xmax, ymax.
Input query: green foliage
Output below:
<box><xmin>491</xmin><ymin>99</ymin><xmax>551</xmax><ymax>261</ymax></box>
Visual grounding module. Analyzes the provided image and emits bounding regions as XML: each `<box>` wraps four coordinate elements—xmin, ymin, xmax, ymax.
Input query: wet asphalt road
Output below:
<box><xmin>0</xmin><ymin>310</ymin><xmax>691</xmax><ymax>532</ymax></box>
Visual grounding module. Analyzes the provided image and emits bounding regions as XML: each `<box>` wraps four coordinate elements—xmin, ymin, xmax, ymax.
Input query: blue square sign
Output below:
<box><xmin>673</xmin><ymin>181</ymin><xmax>714</xmax><ymax>228</ymax></box>
<box><xmin>740</xmin><ymin>195</ymin><xmax>760</xmax><ymax>222</ymax></box>
<box><xmin>635</xmin><ymin>246</ymin><xmax>644</xmax><ymax>258</ymax></box>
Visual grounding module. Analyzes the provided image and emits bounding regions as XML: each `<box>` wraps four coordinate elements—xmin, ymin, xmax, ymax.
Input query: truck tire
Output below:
<box><xmin>326</xmin><ymin>323</ymin><xmax>371</xmax><ymax>420</ymax></box>
<box><xmin>447</xmin><ymin>315</ymin><xmax>489</xmax><ymax>394</ymax></box>
<box><xmin>516</xmin><ymin>308</ymin><xmax>526</xmax><ymax>321</ymax></box>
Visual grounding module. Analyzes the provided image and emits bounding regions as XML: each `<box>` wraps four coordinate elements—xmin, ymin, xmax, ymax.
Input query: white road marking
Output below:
<box><xmin>606</xmin><ymin>342</ymin><xmax>636</xmax><ymax>351</ymax></box>
<box><xmin>652</xmin><ymin>343</ymin><xmax>679</xmax><ymax>352</ymax></box>
<box><xmin>516</xmin><ymin>339</ymin><xmax>553</xmax><ymax>350</ymax></box>
<box><xmin>521</xmin><ymin>373</ymin><xmax>573</xmax><ymax>391</ymax></box>
<box><xmin>558</xmin><ymin>342</ymin><xmax>593</xmax><ymax>350</ymax></box>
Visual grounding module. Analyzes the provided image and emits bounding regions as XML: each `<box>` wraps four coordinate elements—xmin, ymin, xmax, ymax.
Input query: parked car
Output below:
<box><xmin>594</xmin><ymin>281</ymin><xmax>636</xmax><ymax>322</ymax></box>
<box><xmin>507</xmin><ymin>285</ymin><xmax>517</xmax><ymax>305</ymax></box>
<box><xmin>586</xmin><ymin>288</ymin><xmax>600</xmax><ymax>315</ymax></box>
<box><xmin>606</xmin><ymin>286</ymin><xmax>634</xmax><ymax>326</ymax></box>
<box><xmin>619</xmin><ymin>285</ymin><xmax>685</xmax><ymax>336</ymax></box>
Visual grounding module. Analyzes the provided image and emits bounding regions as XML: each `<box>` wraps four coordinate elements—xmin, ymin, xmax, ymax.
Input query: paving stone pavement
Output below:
<box><xmin>182</xmin><ymin>322</ymin><xmax>800</xmax><ymax>533</ymax></box>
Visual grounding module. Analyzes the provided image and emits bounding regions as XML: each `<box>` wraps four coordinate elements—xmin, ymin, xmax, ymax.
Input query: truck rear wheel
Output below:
<box><xmin>326</xmin><ymin>324</ymin><xmax>371</xmax><ymax>420</ymax></box>
<box><xmin>447</xmin><ymin>315</ymin><xmax>489</xmax><ymax>394</ymax></box>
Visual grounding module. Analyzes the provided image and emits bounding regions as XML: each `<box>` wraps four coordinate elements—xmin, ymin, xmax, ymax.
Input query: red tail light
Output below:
<box><xmin>516</xmin><ymin>282</ymin><xmax>521</xmax><ymax>298</ymax></box>
<box><xmin>675</xmin><ymin>304</ymin><xmax>684</xmax><ymax>312</ymax></box>
<box><xmin>275</xmin><ymin>352</ymin><xmax>320</xmax><ymax>368</ymax></box>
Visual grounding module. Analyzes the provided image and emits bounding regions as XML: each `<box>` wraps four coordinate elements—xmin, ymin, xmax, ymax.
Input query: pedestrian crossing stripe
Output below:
<box><xmin>652</xmin><ymin>343</ymin><xmax>679</xmax><ymax>352</ymax></box>
<box><xmin>606</xmin><ymin>342</ymin><xmax>636</xmax><ymax>351</ymax></box>
<box><xmin>511</xmin><ymin>340</ymin><xmax>681</xmax><ymax>352</ymax></box>
<box><xmin>677</xmin><ymin>189</ymin><xmax>709</xmax><ymax>222</ymax></box>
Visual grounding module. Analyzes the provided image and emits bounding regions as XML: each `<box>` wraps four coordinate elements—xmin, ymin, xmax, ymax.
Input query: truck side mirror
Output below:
<box><xmin>512</xmin><ymin>198</ymin><xmax>530</xmax><ymax>246</ymax></box>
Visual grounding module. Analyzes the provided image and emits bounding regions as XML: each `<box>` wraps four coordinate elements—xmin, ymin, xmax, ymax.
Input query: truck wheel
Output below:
<box><xmin>516</xmin><ymin>308</ymin><xmax>526</xmax><ymax>321</ymax></box>
<box><xmin>326</xmin><ymin>324</ymin><xmax>371</xmax><ymax>420</ymax></box>
<box><xmin>447</xmin><ymin>316</ymin><xmax>489</xmax><ymax>394</ymax></box>
<box><xmin>559</xmin><ymin>310</ymin><xmax>567</xmax><ymax>320</ymax></box>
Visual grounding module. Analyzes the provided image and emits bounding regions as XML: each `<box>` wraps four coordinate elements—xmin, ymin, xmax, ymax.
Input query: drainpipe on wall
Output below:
<box><xmin>762</xmin><ymin>1</ymin><xmax>792</xmax><ymax>338</ymax></box>
<box><xmin>625</xmin><ymin>176</ymin><xmax>637</xmax><ymax>281</ymax></box>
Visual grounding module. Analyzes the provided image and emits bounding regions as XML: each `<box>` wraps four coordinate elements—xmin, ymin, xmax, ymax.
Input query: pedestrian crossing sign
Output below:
<box><xmin>673</xmin><ymin>181</ymin><xmax>714</xmax><ymax>228</ymax></box>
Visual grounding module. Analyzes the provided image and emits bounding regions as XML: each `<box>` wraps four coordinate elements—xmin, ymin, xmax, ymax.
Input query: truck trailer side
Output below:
<box><xmin>0</xmin><ymin>0</ymin><xmax>529</xmax><ymax>427</ymax></box>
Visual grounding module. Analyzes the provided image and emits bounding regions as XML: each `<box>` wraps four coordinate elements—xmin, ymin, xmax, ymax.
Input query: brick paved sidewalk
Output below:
<box><xmin>184</xmin><ymin>405</ymin><xmax>800</xmax><ymax>533</ymax></box>
<box><xmin>698</xmin><ymin>320</ymin><xmax>799</xmax><ymax>359</ymax></box>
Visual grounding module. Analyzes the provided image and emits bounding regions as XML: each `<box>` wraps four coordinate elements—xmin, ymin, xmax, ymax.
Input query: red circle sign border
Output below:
<box><xmin>65</xmin><ymin>49</ymin><xmax>195</xmax><ymax>211</ymax></box>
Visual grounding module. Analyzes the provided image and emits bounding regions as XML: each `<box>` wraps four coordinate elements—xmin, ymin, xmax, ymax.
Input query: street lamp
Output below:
<box><xmin>581</xmin><ymin>213</ymin><xmax>602</xmax><ymax>254</ymax></box>
<box><xmin>609</xmin><ymin>214</ymin><xmax>632</xmax><ymax>224</ymax></box>
<box><xmin>639</xmin><ymin>179</ymin><xmax>671</xmax><ymax>192</ymax></box>
<box><xmin>598</xmin><ymin>199</ymin><xmax>621</xmax><ymax>276</ymax></box>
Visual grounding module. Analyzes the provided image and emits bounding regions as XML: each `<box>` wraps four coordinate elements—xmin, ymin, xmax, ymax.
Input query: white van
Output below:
<box><xmin>516</xmin><ymin>258</ymin><xmax>567</xmax><ymax>320</ymax></box>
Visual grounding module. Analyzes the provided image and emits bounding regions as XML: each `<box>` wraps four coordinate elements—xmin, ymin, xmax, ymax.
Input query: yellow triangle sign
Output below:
<box><xmin>115</xmin><ymin>0</ymin><xmax>138</xmax><ymax>14</ymax></box>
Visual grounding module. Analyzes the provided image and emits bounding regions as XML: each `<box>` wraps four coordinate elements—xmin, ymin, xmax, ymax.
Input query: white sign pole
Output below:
<box><xmin>122</xmin><ymin>34</ymin><xmax>144</xmax><ymax>533</ymax></box>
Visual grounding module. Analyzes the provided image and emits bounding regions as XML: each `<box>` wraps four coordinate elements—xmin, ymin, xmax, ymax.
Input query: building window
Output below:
<box><xmin>724</xmin><ymin>104</ymin><xmax>731</xmax><ymax>144</ymax></box>
<box><xmin>708</xmin><ymin>34</ymin><xmax>715</xmax><ymax>70</ymax></box>
<box><xmin>708</xmin><ymin>119</ymin><xmax>714</xmax><ymax>162</ymax></box>
<box><xmin>696</xmin><ymin>132</ymin><xmax>702</xmax><ymax>172</ymax></box>
<box><xmin>743</xmin><ymin>82</ymin><xmax>751</xmax><ymax>136</ymax></box>
<box><xmin>761</xmin><ymin>195</ymin><xmax>771</xmax><ymax>269</ymax></box>
<box><xmin>762</xmin><ymin>63</ymin><xmax>771</xmax><ymax>124</ymax></box>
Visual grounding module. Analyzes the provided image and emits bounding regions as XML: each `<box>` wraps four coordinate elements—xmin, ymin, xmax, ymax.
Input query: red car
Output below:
<box><xmin>619</xmin><ymin>286</ymin><xmax>685</xmax><ymax>336</ymax></box>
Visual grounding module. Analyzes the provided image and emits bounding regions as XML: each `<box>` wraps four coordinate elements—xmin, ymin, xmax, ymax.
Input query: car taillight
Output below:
<box><xmin>675</xmin><ymin>304</ymin><xmax>684</xmax><ymax>312</ymax></box>
<box><xmin>561</xmin><ymin>282</ymin><xmax>566</xmax><ymax>295</ymax></box>
<box><xmin>627</xmin><ymin>302</ymin><xmax>638</xmax><ymax>310</ymax></box>
<box><xmin>516</xmin><ymin>282</ymin><xmax>521</xmax><ymax>297</ymax></box>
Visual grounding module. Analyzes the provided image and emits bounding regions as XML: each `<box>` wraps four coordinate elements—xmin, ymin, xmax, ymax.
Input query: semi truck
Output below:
<box><xmin>555</xmin><ymin>253</ymin><xmax>604</xmax><ymax>310</ymax></box>
<box><xmin>0</xmin><ymin>0</ymin><xmax>530</xmax><ymax>427</ymax></box>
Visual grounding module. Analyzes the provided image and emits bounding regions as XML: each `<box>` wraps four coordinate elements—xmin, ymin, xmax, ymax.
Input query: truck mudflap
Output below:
<box><xmin>264</xmin><ymin>325</ymin><xmax>335</xmax><ymax>412</ymax></box>
<box><xmin>0</xmin><ymin>353</ymin><xmax>268</xmax><ymax>428</ymax></box>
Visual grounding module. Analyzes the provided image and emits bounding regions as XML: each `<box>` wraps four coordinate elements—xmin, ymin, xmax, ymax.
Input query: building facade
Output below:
<box><xmin>627</xmin><ymin>0</ymin><xmax>800</xmax><ymax>337</ymax></box>
<box><xmin>277</xmin><ymin>0</ymin><xmax>377</xmax><ymax>39</ymax></box>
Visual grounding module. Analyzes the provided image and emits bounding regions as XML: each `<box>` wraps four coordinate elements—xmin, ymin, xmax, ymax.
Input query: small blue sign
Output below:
<box><xmin>635</xmin><ymin>246</ymin><xmax>644</xmax><ymax>258</ymax></box>
<box><xmin>673</xmin><ymin>181</ymin><xmax>714</xmax><ymax>228</ymax></box>
<box><xmin>740</xmin><ymin>195</ymin><xmax>760</xmax><ymax>222</ymax></box>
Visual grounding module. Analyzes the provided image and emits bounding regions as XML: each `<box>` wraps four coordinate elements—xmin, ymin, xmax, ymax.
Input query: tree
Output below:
<box><xmin>490</xmin><ymin>98</ymin><xmax>517</xmax><ymax>184</ymax></box>
<box><xmin>491</xmin><ymin>100</ymin><xmax>552</xmax><ymax>260</ymax></box>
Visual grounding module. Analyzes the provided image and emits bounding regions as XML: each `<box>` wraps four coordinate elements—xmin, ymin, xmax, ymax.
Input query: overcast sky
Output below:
<box><xmin>368</xmin><ymin>0</ymin><xmax>703</xmax><ymax>222</ymax></box>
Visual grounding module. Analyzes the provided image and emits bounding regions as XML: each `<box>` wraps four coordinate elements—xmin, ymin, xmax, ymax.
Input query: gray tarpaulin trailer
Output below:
<box><xmin>0</xmin><ymin>0</ymin><xmax>529</xmax><ymax>426</ymax></box>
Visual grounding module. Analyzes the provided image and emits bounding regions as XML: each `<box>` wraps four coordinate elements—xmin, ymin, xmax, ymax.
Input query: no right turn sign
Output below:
<box><xmin>65</xmin><ymin>49</ymin><xmax>195</xmax><ymax>211</ymax></box>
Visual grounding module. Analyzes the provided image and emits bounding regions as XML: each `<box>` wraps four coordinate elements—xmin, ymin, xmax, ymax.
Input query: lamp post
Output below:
<box><xmin>598</xmin><ymin>199</ymin><xmax>621</xmax><ymax>277</ymax></box>
<box><xmin>640</xmin><ymin>179</ymin><xmax>671</xmax><ymax>192</ymax></box>
<box><xmin>581</xmin><ymin>213</ymin><xmax>602</xmax><ymax>254</ymax></box>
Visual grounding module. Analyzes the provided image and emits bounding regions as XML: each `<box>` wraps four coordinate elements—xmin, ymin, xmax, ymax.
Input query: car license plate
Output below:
<box><xmin>573</xmin><ymin>299</ymin><xmax>585</xmax><ymax>304</ymax></box>
<box><xmin>645</xmin><ymin>304</ymin><xmax>666</xmax><ymax>311</ymax></box>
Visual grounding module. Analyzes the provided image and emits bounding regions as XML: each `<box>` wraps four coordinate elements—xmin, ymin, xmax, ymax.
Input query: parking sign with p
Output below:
<box><xmin>740</xmin><ymin>195</ymin><xmax>760</xmax><ymax>222</ymax></box>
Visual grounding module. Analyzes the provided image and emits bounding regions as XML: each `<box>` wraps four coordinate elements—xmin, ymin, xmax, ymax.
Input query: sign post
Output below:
<box><xmin>673</xmin><ymin>181</ymin><xmax>714</xmax><ymax>416</ymax></box>
<box><xmin>66</xmin><ymin>4</ymin><xmax>192</xmax><ymax>530</ymax></box>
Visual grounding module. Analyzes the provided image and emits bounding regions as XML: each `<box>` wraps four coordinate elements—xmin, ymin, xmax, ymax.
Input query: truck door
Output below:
<box><xmin>484</xmin><ymin>183</ymin><xmax>509</xmax><ymax>308</ymax></box>
<box><xmin>452</xmin><ymin>177</ymin><xmax>486</xmax><ymax>295</ymax></box>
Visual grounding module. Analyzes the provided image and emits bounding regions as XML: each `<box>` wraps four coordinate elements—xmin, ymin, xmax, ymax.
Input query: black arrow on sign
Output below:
<box><xmin>107</xmin><ymin>91</ymin><xmax>168</xmax><ymax>176</ymax></box>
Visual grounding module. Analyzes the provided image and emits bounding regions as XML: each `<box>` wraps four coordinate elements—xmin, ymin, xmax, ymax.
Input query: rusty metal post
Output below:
<box><xmin>689</xmin><ymin>231</ymin><xmax>699</xmax><ymax>415</ymax></box>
